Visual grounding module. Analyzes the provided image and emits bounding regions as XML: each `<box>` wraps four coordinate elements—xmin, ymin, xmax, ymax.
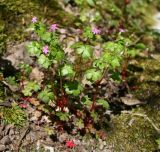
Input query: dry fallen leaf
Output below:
<box><xmin>120</xmin><ymin>94</ymin><xmax>146</xmax><ymax>106</ymax></box>
<box><xmin>0</xmin><ymin>112</ymin><xmax>3</xmax><ymax>118</ymax></box>
<box><xmin>29</xmin><ymin>98</ymin><xmax>40</xmax><ymax>106</ymax></box>
<box><xmin>30</xmin><ymin>110</ymin><xmax>42</xmax><ymax>121</ymax></box>
<box><xmin>29</xmin><ymin>67</ymin><xmax>44</xmax><ymax>84</ymax></box>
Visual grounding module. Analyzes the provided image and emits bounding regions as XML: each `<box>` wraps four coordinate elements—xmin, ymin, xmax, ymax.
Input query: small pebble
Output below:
<box><xmin>0</xmin><ymin>144</ymin><xmax>6</xmax><ymax>151</ymax></box>
<box><xmin>0</xmin><ymin>136</ymin><xmax>11</xmax><ymax>145</ymax></box>
<box><xmin>58</xmin><ymin>133</ymin><xmax>68</xmax><ymax>143</ymax></box>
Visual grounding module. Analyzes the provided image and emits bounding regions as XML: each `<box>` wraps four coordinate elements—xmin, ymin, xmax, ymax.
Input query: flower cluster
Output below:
<box><xmin>31</xmin><ymin>17</ymin><xmax>102</xmax><ymax>57</ymax></box>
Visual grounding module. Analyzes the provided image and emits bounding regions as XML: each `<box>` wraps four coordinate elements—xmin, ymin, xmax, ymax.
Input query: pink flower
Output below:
<box><xmin>119</xmin><ymin>28</ymin><xmax>125</xmax><ymax>33</ymax></box>
<box><xmin>66</xmin><ymin>140</ymin><xmax>76</xmax><ymax>148</ymax></box>
<box><xmin>92</xmin><ymin>27</ymin><xmax>101</xmax><ymax>35</ymax></box>
<box><xmin>50</xmin><ymin>24</ymin><xmax>58</xmax><ymax>31</ymax></box>
<box><xmin>32</xmin><ymin>17</ymin><xmax>37</xmax><ymax>23</ymax></box>
<box><xmin>43</xmin><ymin>45</ymin><xmax>49</xmax><ymax>54</ymax></box>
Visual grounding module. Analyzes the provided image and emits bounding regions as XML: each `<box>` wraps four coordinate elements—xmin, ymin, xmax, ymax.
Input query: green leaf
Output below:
<box><xmin>22</xmin><ymin>81</ymin><xmax>40</xmax><ymax>96</ymax></box>
<box><xmin>41</xmin><ymin>32</ymin><xmax>52</xmax><ymax>42</ymax></box>
<box><xmin>56</xmin><ymin>112</ymin><xmax>70</xmax><ymax>121</ymax></box>
<box><xmin>97</xmin><ymin>99</ymin><xmax>109</xmax><ymax>109</ymax></box>
<box><xmin>111</xmin><ymin>58</ymin><xmax>120</xmax><ymax>68</ymax></box>
<box><xmin>34</xmin><ymin>22</ymin><xmax>46</xmax><ymax>37</ymax></box>
<box><xmin>85</xmin><ymin>69</ymin><xmax>102</xmax><ymax>82</ymax></box>
<box><xmin>75</xmin><ymin>118</ymin><xmax>84</xmax><ymax>129</ymax></box>
<box><xmin>75</xmin><ymin>0</ymin><xmax>83</xmax><ymax>5</ymax></box>
<box><xmin>61</xmin><ymin>64</ymin><xmax>75</xmax><ymax>77</ymax></box>
<box><xmin>5</xmin><ymin>76</ymin><xmax>17</xmax><ymax>86</ymax></box>
<box><xmin>135</xmin><ymin>43</ymin><xmax>146</xmax><ymax>49</ymax></box>
<box><xmin>38</xmin><ymin>54</ymin><xmax>51</xmax><ymax>69</ymax></box>
<box><xmin>38</xmin><ymin>87</ymin><xmax>55</xmax><ymax>103</ymax></box>
<box><xmin>64</xmin><ymin>81</ymin><xmax>83</xmax><ymax>96</ymax></box>
<box><xmin>156</xmin><ymin>138</ymin><xmax>160</xmax><ymax>149</ymax></box>
<box><xmin>19</xmin><ymin>63</ymin><xmax>32</xmax><ymax>75</ymax></box>
<box><xmin>91</xmin><ymin>112</ymin><xmax>99</xmax><ymax>123</ymax></box>
<box><xmin>93</xmin><ymin>58</ymin><xmax>106</xmax><ymax>70</ymax></box>
<box><xmin>70</xmin><ymin>42</ymin><xmax>83</xmax><ymax>49</ymax></box>
<box><xmin>103</xmin><ymin>42</ymin><xmax>124</xmax><ymax>53</ymax></box>
<box><xmin>110</xmin><ymin>70</ymin><xmax>121</xmax><ymax>81</ymax></box>
<box><xmin>87</xmin><ymin>0</ymin><xmax>95</xmax><ymax>6</ymax></box>
<box><xmin>76</xmin><ymin>45</ymin><xmax>93</xmax><ymax>59</ymax></box>
<box><xmin>82</xmin><ymin>96</ymin><xmax>92</xmax><ymax>109</ymax></box>
<box><xmin>127</xmin><ymin>49</ymin><xmax>139</xmax><ymax>57</ymax></box>
<box><xmin>54</xmin><ymin>50</ymin><xmax>64</xmax><ymax>61</ymax></box>
<box><xmin>83</xmin><ymin>26</ymin><xmax>94</xmax><ymax>39</ymax></box>
<box><xmin>26</xmin><ymin>42</ymin><xmax>41</xmax><ymax>57</ymax></box>
<box><xmin>71</xmin><ymin>42</ymin><xmax>93</xmax><ymax>59</ymax></box>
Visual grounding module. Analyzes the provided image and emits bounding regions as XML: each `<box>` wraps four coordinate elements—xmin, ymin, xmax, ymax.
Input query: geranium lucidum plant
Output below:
<box><xmin>23</xmin><ymin>17</ymin><xmax>144</xmax><ymax>136</ymax></box>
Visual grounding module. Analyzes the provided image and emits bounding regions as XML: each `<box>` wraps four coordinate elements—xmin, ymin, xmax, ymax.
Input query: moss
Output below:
<box><xmin>0</xmin><ymin>102</ymin><xmax>27</xmax><ymax>127</ymax></box>
<box><xmin>0</xmin><ymin>20</ymin><xmax>6</xmax><ymax>56</ymax></box>
<box><xmin>0</xmin><ymin>82</ymin><xmax>5</xmax><ymax>102</ymax></box>
<box><xmin>0</xmin><ymin>0</ymin><xmax>75</xmax><ymax>51</ymax></box>
<box><xmin>128</xmin><ymin>58</ymin><xmax>160</xmax><ymax>100</ymax></box>
<box><xmin>106</xmin><ymin>105</ymin><xmax>160</xmax><ymax>151</ymax></box>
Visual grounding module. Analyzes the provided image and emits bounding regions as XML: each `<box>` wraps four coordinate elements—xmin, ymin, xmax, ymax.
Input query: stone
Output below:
<box><xmin>4</xmin><ymin>124</ymin><xmax>13</xmax><ymax>135</ymax></box>
<box><xmin>0</xmin><ymin>144</ymin><xmax>6</xmax><ymax>151</ymax></box>
<box><xmin>58</xmin><ymin>133</ymin><xmax>68</xmax><ymax>143</ymax></box>
<box><xmin>0</xmin><ymin>136</ymin><xmax>11</xmax><ymax>145</ymax></box>
<box><xmin>3</xmin><ymin>42</ymin><xmax>33</xmax><ymax>69</ymax></box>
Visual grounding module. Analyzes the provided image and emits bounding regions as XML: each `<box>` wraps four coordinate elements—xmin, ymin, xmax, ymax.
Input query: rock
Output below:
<box><xmin>26</xmin><ymin>132</ymin><xmax>36</xmax><ymax>142</ymax></box>
<box><xmin>0</xmin><ymin>144</ymin><xmax>6</xmax><ymax>151</ymax></box>
<box><xmin>76</xmin><ymin>145</ymin><xmax>88</xmax><ymax>152</ymax></box>
<box><xmin>0</xmin><ymin>136</ymin><xmax>11</xmax><ymax>145</ymax></box>
<box><xmin>3</xmin><ymin>42</ymin><xmax>33</xmax><ymax>69</ymax></box>
<box><xmin>4</xmin><ymin>124</ymin><xmax>14</xmax><ymax>135</ymax></box>
<box><xmin>43</xmin><ymin>145</ymin><xmax>54</xmax><ymax>152</ymax></box>
<box><xmin>0</xmin><ymin>126</ymin><xmax>4</xmax><ymax>133</ymax></box>
<box><xmin>58</xmin><ymin>133</ymin><xmax>68</xmax><ymax>143</ymax></box>
<box><xmin>9</xmin><ymin>128</ymin><xmax>14</xmax><ymax>136</ymax></box>
<box><xmin>30</xmin><ymin>110</ymin><xmax>42</xmax><ymax>122</ymax></box>
<box><xmin>99</xmin><ymin>139</ymin><xmax>104</xmax><ymax>150</ymax></box>
<box><xmin>0</xmin><ymin>126</ymin><xmax>4</xmax><ymax>140</ymax></box>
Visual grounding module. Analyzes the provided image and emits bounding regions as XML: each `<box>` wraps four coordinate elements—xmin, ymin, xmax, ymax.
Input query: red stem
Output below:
<box><xmin>90</xmin><ymin>94</ymin><xmax>97</xmax><ymax>111</ymax></box>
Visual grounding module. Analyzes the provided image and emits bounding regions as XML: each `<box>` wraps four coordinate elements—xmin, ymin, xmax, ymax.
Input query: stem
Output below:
<box><xmin>95</xmin><ymin>68</ymin><xmax>107</xmax><ymax>85</ymax></box>
<box><xmin>73</xmin><ymin>55</ymin><xmax>83</xmax><ymax>81</ymax></box>
<box><xmin>90</xmin><ymin>70</ymin><xmax>106</xmax><ymax>111</ymax></box>
<box><xmin>123</xmin><ymin>0</ymin><xmax>128</xmax><ymax>23</ymax></box>
<box><xmin>59</xmin><ymin>62</ymin><xmax>64</xmax><ymax>96</ymax></box>
<box><xmin>90</xmin><ymin>93</ymin><xmax>97</xmax><ymax>112</ymax></box>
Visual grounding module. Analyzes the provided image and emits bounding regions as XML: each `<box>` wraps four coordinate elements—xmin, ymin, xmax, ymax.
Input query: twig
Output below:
<box><xmin>122</xmin><ymin>111</ymin><xmax>160</xmax><ymax>133</ymax></box>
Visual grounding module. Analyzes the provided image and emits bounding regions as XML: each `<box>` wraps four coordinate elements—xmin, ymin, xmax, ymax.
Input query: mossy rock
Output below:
<box><xmin>106</xmin><ymin>105</ymin><xmax>160</xmax><ymax>151</ymax></box>
<box><xmin>0</xmin><ymin>81</ymin><xmax>5</xmax><ymax>102</ymax></box>
<box><xmin>0</xmin><ymin>20</ymin><xmax>6</xmax><ymax>56</ymax></box>
<box><xmin>0</xmin><ymin>0</ymin><xmax>75</xmax><ymax>51</ymax></box>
